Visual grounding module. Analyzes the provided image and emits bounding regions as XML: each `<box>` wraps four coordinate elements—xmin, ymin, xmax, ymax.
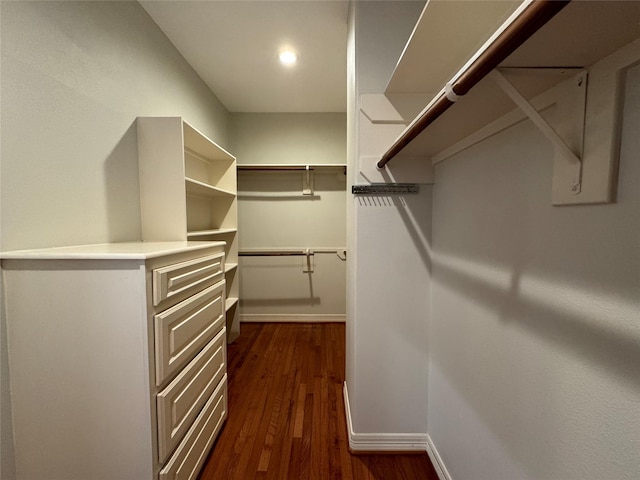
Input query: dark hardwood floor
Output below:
<box><xmin>198</xmin><ymin>323</ymin><xmax>439</xmax><ymax>480</ymax></box>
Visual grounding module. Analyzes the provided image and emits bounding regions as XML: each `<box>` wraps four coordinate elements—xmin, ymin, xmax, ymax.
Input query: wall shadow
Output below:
<box><xmin>379</xmin><ymin>168</ymin><xmax>433</xmax><ymax>273</ymax></box>
<box><xmin>355</xmin><ymin>188</ymin><xmax>432</xmax><ymax>274</ymax></box>
<box><xmin>433</xmin><ymin>254</ymin><xmax>640</xmax><ymax>390</ymax></box>
<box><xmin>104</xmin><ymin>120</ymin><xmax>141</xmax><ymax>242</ymax></box>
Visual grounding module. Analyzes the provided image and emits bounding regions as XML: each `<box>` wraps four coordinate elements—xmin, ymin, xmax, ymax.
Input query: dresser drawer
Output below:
<box><xmin>157</xmin><ymin>328</ymin><xmax>226</xmax><ymax>463</ymax></box>
<box><xmin>154</xmin><ymin>280</ymin><xmax>226</xmax><ymax>386</ymax></box>
<box><xmin>153</xmin><ymin>252</ymin><xmax>225</xmax><ymax>306</ymax></box>
<box><xmin>159</xmin><ymin>376</ymin><xmax>227</xmax><ymax>480</ymax></box>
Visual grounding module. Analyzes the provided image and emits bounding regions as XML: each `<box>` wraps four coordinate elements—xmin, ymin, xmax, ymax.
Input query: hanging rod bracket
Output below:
<box><xmin>444</xmin><ymin>83</ymin><xmax>463</xmax><ymax>102</ymax></box>
<box><xmin>490</xmin><ymin>69</ymin><xmax>585</xmax><ymax>194</ymax></box>
<box><xmin>302</xmin><ymin>248</ymin><xmax>314</xmax><ymax>273</ymax></box>
<box><xmin>302</xmin><ymin>165</ymin><xmax>314</xmax><ymax>195</ymax></box>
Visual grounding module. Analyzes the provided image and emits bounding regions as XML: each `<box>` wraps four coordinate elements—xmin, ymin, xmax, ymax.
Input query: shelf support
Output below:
<box><xmin>489</xmin><ymin>69</ymin><xmax>585</xmax><ymax>193</ymax></box>
<box><xmin>302</xmin><ymin>165</ymin><xmax>314</xmax><ymax>195</ymax></box>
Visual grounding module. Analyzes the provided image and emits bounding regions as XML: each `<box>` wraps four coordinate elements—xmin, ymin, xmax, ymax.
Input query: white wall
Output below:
<box><xmin>428</xmin><ymin>64</ymin><xmax>640</xmax><ymax>480</ymax></box>
<box><xmin>346</xmin><ymin>0</ymin><xmax>431</xmax><ymax>443</ymax></box>
<box><xmin>346</xmin><ymin>0</ymin><xmax>357</xmax><ymax>399</ymax></box>
<box><xmin>0</xmin><ymin>0</ymin><xmax>230</xmax><ymax>252</ymax></box>
<box><xmin>0</xmin><ymin>3</ymin><xmax>231</xmax><ymax>478</ymax></box>
<box><xmin>230</xmin><ymin>113</ymin><xmax>347</xmax><ymax>319</ymax></box>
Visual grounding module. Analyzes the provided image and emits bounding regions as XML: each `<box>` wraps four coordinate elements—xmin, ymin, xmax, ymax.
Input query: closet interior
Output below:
<box><xmin>2</xmin><ymin>1</ymin><xmax>637</xmax><ymax>479</ymax></box>
<box><xmin>230</xmin><ymin>113</ymin><xmax>347</xmax><ymax>324</ymax></box>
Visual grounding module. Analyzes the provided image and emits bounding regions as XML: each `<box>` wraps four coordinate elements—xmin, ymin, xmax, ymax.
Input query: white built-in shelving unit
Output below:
<box><xmin>137</xmin><ymin>117</ymin><xmax>240</xmax><ymax>341</ymax></box>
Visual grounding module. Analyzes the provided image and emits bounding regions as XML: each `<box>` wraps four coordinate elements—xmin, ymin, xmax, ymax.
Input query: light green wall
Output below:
<box><xmin>0</xmin><ymin>0</ymin><xmax>230</xmax><ymax>252</ymax></box>
<box><xmin>230</xmin><ymin>113</ymin><xmax>346</xmax><ymax>165</ymax></box>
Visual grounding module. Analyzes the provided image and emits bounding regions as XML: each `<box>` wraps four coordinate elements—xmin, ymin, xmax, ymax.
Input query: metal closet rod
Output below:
<box><xmin>238</xmin><ymin>166</ymin><xmax>312</xmax><ymax>171</ymax></box>
<box><xmin>377</xmin><ymin>0</ymin><xmax>572</xmax><ymax>169</ymax></box>
<box><xmin>240</xmin><ymin>250</ymin><xmax>308</xmax><ymax>257</ymax></box>
<box><xmin>237</xmin><ymin>165</ymin><xmax>346</xmax><ymax>171</ymax></box>
<box><xmin>239</xmin><ymin>248</ymin><xmax>345</xmax><ymax>257</ymax></box>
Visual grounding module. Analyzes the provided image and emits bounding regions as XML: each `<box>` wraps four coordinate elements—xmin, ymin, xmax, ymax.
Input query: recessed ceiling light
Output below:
<box><xmin>278</xmin><ymin>50</ymin><xmax>298</xmax><ymax>65</ymax></box>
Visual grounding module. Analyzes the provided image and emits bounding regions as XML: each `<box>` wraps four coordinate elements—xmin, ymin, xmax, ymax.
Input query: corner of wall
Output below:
<box><xmin>1</xmin><ymin>274</ymin><xmax>17</xmax><ymax>480</ymax></box>
<box><xmin>425</xmin><ymin>434</ymin><xmax>452</xmax><ymax>480</ymax></box>
<box><xmin>343</xmin><ymin>381</ymin><xmax>429</xmax><ymax>454</ymax></box>
<box><xmin>348</xmin><ymin>0</ymin><xmax>430</xmax><ymax>442</ymax></box>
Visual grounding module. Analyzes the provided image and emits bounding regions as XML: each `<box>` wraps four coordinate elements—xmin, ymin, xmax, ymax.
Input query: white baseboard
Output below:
<box><xmin>240</xmin><ymin>314</ymin><xmax>345</xmax><ymax>323</ymax></box>
<box><xmin>342</xmin><ymin>382</ymin><xmax>428</xmax><ymax>452</ymax></box>
<box><xmin>426</xmin><ymin>433</ymin><xmax>453</xmax><ymax>480</ymax></box>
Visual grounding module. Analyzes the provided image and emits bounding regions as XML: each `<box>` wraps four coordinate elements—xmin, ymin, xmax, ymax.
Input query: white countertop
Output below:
<box><xmin>0</xmin><ymin>241</ymin><xmax>226</xmax><ymax>260</ymax></box>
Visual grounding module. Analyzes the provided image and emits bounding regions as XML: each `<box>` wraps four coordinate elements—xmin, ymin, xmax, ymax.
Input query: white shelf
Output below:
<box><xmin>183</xmin><ymin>121</ymin><xmax>235</xmax><ymax>164</ymax></box>
<box><xmin>187</xmin><ymin>228</ymin><xmax>237</xmax><ymax>238</ymax></box>
<box><xmin>384</xmin><ymin>1</ymin><xmax>640</xmax><ymax>160</ymax></box>
<box><xmin>386</xmin><ymin>0</ymin><xmax>521</xmax><ymax>97</ymax></box>
<box><xmin>185</xmin><ymin>177</ymin><xmax>235</xmax><ymax>198</ymax></box>
<box><xmin>225</xmin><ymin>263</ymin><xmax>238</xmax><ymax>273</ymax></box>
<box><xmin>225</xmin><ymin>297</ymin><xmax>239</xmax><ymax>312</ymax></box>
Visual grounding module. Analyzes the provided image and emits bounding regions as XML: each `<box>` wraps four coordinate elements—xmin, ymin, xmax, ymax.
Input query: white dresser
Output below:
<box><xmin>2</xmin><ymin>241</ymin><xmax>228</xmax><ymax>480</ymax></box>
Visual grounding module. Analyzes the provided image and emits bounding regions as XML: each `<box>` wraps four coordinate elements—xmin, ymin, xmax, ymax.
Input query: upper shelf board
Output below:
<box><xmin>387</xmin><ymin>0</ymin><xmax>640</xmax><ymax>97</ymax></box>
<box><xmin>383</xmin><ymin>0</ymin><xmax>640</xmax><ymax>159</ymax></box>
<box><xmin>187</xmin><ymin>228</ymin><xmax>237</xmax><ymax>238</ymax></box>
<box><xmin>386</xmin><ymin>0</ymin><xmax>521</xmax><ymax>96</ymax></box>
<box><xmin>183</xmin><ymin>121</ymin><xmax>235</xmax><ymax>163</ymax></box>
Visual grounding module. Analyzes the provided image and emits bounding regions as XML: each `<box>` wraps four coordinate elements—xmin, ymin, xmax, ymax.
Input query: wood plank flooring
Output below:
<box><xmin>198</xmin><ymin>323</ymin><xmax>439</xmax><ymax>480</ymax></box>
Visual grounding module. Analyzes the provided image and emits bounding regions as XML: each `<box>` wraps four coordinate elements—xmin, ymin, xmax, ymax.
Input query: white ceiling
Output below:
<box><xmin>141</xmin><ymin>0</ymin><xmax>349</xmax><ymax>113</ymax></box>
